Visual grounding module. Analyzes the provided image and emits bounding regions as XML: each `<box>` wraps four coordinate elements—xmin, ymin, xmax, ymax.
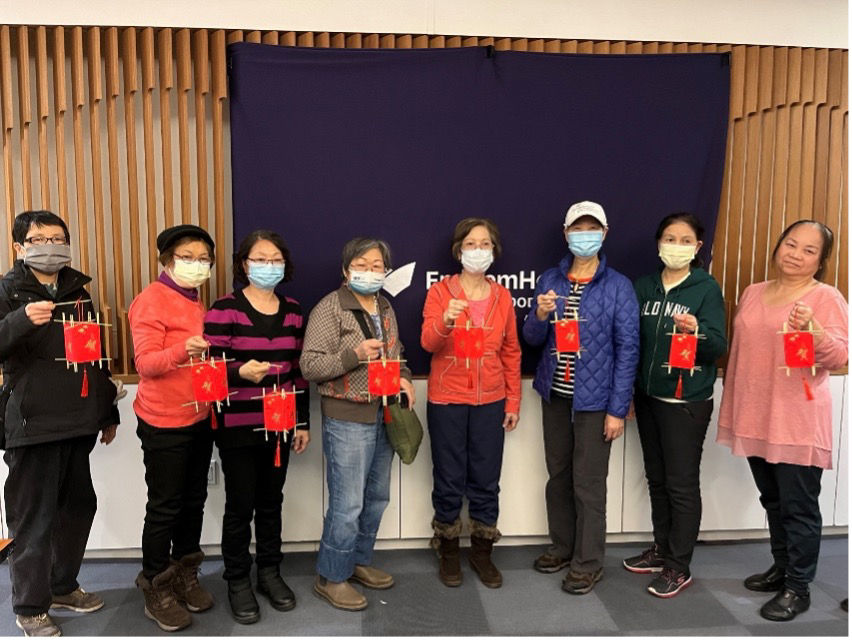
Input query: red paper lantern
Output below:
<box><xmin>368</xmin><ymin>360</ymin><xmax>401</xmax><ymax>397</ymax></box>
<box><xmin>784</xmin><ymin>331</ymin><xmax>816</xmax><ymax>368</ymax></box>
<box><xmin>190</xmin><ymin>360</ymin><xmax>229</xmax><ymax>403</ymax></box>
<box><xmin>454</xmin><ymin>327</ymin><xmax>485</xmax><ymax>360</ymax></box>
<box><xmin>263</xmin><ymin>392</ymin><xmax>296</xmax><ymax>432</ymax></box>
<box><xmin>554</xmin><ymin>319</ymin><xmax>580</xmax><ymax>353</ymax></box>
<box><xmin>63</xmin><ymin>322</ymin><xmax>101</xmax><ymax>363</ymax></box>
<box><xmin>669</xmin><ymin>333</ymin><xmax>698</xmax><ymax>369</ymax></box>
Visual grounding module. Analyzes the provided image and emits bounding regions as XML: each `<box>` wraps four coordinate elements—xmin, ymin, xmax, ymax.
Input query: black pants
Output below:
<box><xmin>137</xmin><ymin>416</ymin><xmax>214</xmax><ymax>579</ymax></box>
<box><xmin>428</xmin><ymin>400</ymin><xmax>505</xmax><ymax>525</ymax></box>
<box><xmin>219</xmin><ymin>439</ymin><xmax>291</xmax><ymax>581</ymax></box>
<box><xmin>633</xmin><ymin>391</ymin><xmax>713</xmax><ymax>573</ymax></box>
<box><xmin>4</xmin><ymin>434</ymin><xmax>98</xmax><ymax>615</ymax></box>
<box><xmin>748</xmin><ymin>456</ymin><xmax>823</xmax><ymax>595</ymax></box>
<box><xmin>541</xmin><ymin>395</ymin><xmax>610</xmax><ymax>574</ymax></box>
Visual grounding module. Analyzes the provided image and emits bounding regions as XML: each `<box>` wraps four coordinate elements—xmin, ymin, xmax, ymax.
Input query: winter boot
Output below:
<box><xmin>469</xmin><ymin>519</ymin><xmax>502</xmax><ymax>589</ymax></box>
<box><xmin>430</xmin><ymin>518</ymin><xmax>462</xmax><ymax>587</ymax></box>
<box><xmin>171</xmin><ymin>552</ymin><xmax>214</xmax><ymax>612</ymax></box>
<box><xmin>136</xmin><ymin>566</ymin><xmax>192</xmax><ymax>632</ymax></box>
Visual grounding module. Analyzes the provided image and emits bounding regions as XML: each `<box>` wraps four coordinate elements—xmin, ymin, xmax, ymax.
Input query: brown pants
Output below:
<box><xmin>541</xmin><ymin>395</ymin><xmax>610</xmax><ymax>574</ymax></box>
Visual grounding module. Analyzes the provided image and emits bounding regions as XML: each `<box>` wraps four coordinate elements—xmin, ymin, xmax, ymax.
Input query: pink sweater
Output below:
<box><xmin>717</xmin><ymin>281</ymin><xmax>848</xmax><ymax>469</ymax></box>
<box><xmin>128</xmin><ymin>281</ymin><xmax>209</xmax><ymax>428</ymax></box>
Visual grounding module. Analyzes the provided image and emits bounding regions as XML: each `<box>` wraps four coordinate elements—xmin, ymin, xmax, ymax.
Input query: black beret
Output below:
<box><xmin>156</xmin><ymin>224</ymin><xmax>215</xmax><ymax>254</ymax></box>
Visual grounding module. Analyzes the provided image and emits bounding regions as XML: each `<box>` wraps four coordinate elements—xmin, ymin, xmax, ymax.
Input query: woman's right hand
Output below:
<box><xmin>355</xmin><ymin>338</ymin><xmax>384</xmax><ymax>361</ymax></box>
<box><xmin>535</xmin><ymin>289</ymin><xmax>558</xmax><ymax>321</ymax></box>
<box><xmin>185</xmin><ymin>335</ymin><xmax>209</xmax><ymax>358</ymax></box>
<box><xmin>442</xmin><ymin>299</ymin><xmax>469</xmax><ymax>326</ymax></box>
<box><xmin>239</xmin><ymin>359</ymin><xmax>271</xmax><ymax>383</ymax></box>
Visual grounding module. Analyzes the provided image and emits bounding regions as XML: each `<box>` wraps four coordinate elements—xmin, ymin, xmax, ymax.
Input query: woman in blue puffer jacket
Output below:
<box><xmin>523</xmin><ymin>201</ymin><xmax>639</xmax><ymax>595</ymax></box>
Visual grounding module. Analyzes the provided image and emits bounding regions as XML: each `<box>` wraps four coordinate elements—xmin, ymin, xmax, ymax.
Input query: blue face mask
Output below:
<box><xmin>247</xmin><ymin>263</ymin><xmax>285</xmax><ymax>290</ymax></box>
<box><xmin>566</xmin><ymin>230</ymin><xmax>604</xmax><ymax>258</ymax></box>
<box><xmin>348</xmin><ymin>270</ymin><xmax>385</xmax><ymax>295</ymax></box>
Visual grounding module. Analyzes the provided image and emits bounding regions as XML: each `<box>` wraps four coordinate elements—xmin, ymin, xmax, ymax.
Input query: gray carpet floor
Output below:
<box><xmin>0</xmin><ymin>538</ymin><xmax>847</xmax><ymax>636</ymax></box>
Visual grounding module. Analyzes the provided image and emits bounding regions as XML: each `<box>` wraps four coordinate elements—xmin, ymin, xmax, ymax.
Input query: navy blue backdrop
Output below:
<box><xmin>228</xmin><ymin>43</ymin><xmax>730</xmax><ymax>374</ymax></box>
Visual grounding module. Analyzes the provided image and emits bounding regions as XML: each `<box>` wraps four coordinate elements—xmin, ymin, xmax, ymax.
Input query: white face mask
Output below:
<box><xmin>658</xmin><ymin>243</ymin><xmax>696</xmax><ymax>270</ymax></box>
<box><xmin>460</xmin><ymin>248</ymin><xmax>494</xmax><ymax>274</ymax></box>
<box><xmin>170</xmin><ymin>259</ymin><xmax>211</xmax><ymax>288</ymax></box>
<box><xmin>348</xmin><ymin>270</ymin><xmax>386</xmax><ymax>295</ymax></box>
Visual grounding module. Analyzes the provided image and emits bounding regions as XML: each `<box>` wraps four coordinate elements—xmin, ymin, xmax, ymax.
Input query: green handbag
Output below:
<box><xmin>384</xmin><ymin>401</ymin><xmax>423</xmax><ymax>465</ymax></box>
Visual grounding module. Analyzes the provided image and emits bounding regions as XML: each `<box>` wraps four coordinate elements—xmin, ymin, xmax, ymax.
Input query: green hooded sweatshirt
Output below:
<box><xmin>634</xmin><ymin>267</ymin><xmax>727</xmax><ymax>401</ymax></box>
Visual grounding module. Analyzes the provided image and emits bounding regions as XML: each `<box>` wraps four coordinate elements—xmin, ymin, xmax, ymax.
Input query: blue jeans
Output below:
<box><xmin>316</xmin><ymin>411</ymin><xmax>393</xmax><ymax>582</ymax></box>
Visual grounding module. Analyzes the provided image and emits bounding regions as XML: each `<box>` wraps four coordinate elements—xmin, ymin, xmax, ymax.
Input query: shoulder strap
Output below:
<box><xmin>350</xmin><ymin>308</ymin><xmax>376</xmax><ymax>341</ymax></box>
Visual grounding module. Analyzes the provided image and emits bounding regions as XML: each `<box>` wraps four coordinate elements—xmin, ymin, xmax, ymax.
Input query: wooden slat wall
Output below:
<box><xmin>0</xmin><ymin>26</ymin><xmax>847</xmax><ymax>379</ymax></box>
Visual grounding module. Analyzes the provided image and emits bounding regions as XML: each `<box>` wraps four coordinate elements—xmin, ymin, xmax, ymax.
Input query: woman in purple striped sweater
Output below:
<box><xmin>203</xmin><ymin>230</ymin><xmax>310</xmax><ymax>625</ymax></box>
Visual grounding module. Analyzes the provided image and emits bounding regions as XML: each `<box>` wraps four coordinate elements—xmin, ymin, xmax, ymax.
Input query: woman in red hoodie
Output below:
<box><xmin>421</xmin><ymin>218</ymin><xmax>521</xmax><ymax>590</ymax></box>
<box><xmin>128</xmin><ymin>224</ymin><xmax>217</xmax><ymax>633</ymax></box>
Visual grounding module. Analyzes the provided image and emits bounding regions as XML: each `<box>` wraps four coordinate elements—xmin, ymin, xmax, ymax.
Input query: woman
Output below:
<box><xmin>622</xmin><ymin>213</ymin><xmax>727</xmax><ymax>598</ymax></box>
<box><xmin>717</xmin><ymin>220</ymin><xmax>847</xmax><ymax>622</ymax></box>
<box><xmin>203</xmin><ymin>230</ymin><xmax>310</xmax><ymax>624</ymax></box>
<box><xmin>420</xmin><ymin>218</ymin><xmax>521</xmax><ymax>589</ymax></box>
<box><xmin>128</xmin><ymin>224</ymin><xmax>216</xmax><ymax>632</ymax></box>
<box><xmin>523</xmin><ymin>201</ymin><xmax>639</xmax><ymax>595</ymax></box>
<box><xmin>300</xmin><ymin>237</ymin><xmax>415</xmax><ymax>612</ymax></box>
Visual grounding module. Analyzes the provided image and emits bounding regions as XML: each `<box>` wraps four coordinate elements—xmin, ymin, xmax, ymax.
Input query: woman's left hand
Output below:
<box><xmin>788</xmin><ymin>300</ymin><xmax>815</xmax><ymax>330</ymax></box>
<box><xmin>673</xmin><ymin>313</ymin><xmax>699</xmax><ymax>334</ymax></box>
<box><xmin>400</xmin><ymin>378</ymin><xmax>416</xmax><ymax>408</ymax></box>
<box><xmin>503</xmin><ymin>412</ymin><xmax>519</xmax><ymax>431</ymax></box>
<box><xmin>603</xmin><ymin>414</ymin><xmax>624</xmax><ymax>441</ymax></box>
<box><xmin>291</xmin><ymin>429</ymin><xmax>310</xmax><ymax>453</ymax></box>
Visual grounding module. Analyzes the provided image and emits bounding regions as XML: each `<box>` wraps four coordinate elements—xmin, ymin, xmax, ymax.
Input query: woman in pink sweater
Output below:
<box><xmin>718</xmin><ymin>220</ymin><xmax>848</xmax><ymax>622</ymax></box>
<box><xmin>127</xmin><ymin>224</ymin><xmax>217</xmax><ymax>633</ymax></box>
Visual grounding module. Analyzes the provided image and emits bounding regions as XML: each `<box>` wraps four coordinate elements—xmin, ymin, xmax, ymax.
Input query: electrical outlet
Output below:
<box><xmin>207</xmin><ymin>459</ymin><xmax>218</xmax><ymax>486</ymax></box>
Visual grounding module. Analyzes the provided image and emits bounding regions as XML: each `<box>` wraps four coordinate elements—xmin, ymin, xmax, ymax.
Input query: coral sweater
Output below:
<box><xmin>717</xmin><ymin>281</ymin><xmax>848</xmax><ymax>469</ymax></box>
<box><xmin>421</xmin><ymin>275</ymin><xmax>521</xmax><ymax>414</ymax></box>
<box><xmin>128</xmin><ymin>280</ymin><xmax>208</xmax><ymax>428</ymax></box>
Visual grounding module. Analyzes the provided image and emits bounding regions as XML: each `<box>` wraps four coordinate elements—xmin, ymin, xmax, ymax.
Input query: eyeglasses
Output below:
<box><xmin>25</xmin><ymin>235</ymin><xmax>68</xmax><ymax>245</ymax></box>
<box><xmin>174</xmin><ymin>255</ymin><xmax>213</xmax><ymax>267</ymax></box>
<box><xmin>247</xmin><ymin>258</ymin><xmax>285</xmax><ymax>267</ymax></box>
<box><xmin>349</xmin><ymin>262</ymin><xmax>387</xmax><ymax>273</ymax></box>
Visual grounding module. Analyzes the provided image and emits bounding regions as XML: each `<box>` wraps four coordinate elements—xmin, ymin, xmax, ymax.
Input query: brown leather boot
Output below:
<box><xmin>430</xmin><ymin>518</ymin><xmax>462</xmax><ymax>587</ymax></box>
<box><xmin>136</xmin><ymin>566</ymin><xmax>192</xmax><ymax>632</ymax></box>
<box><xmin>469</xmin><ymin>520</ymin><xmax>502</xmax><ymax>589</ymax></box>
<box><xmin>171</xmin><ymin>552</ymin><xmax>214</xmax><ymax>612</ymax></box>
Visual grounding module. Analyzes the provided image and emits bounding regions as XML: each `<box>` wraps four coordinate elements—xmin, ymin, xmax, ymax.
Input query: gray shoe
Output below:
<box><xmin>51</xmin><ymin>587</ymin><xmax>104</xmax><ymax>613</ymax></box>
<box><xmin>15</xmin><ymin>613</ymin><xmax>62</xmax><ymax>637</ymax></box>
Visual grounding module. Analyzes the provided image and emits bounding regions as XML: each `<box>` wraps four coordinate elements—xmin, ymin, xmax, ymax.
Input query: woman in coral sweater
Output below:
<box><xmin>421</xmin><ymin>218</ymin><xmax>521</xmax><ymax>590</ymax></box>
<box><xmin>718</xmin><ymin>220</ymin><xmax>848</xmax><ymax>622</ymax></box>
<box><xmin>128</xmin><ymin>224</ymin><xmax>217</xmax><ymax>633</ymax></box>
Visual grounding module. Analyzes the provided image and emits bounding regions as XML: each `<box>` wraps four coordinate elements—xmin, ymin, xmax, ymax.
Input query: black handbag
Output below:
<box><xmin>350</xmin><ymin>308</ymin><xmax>423</xmax><ymax>464</ymax></box>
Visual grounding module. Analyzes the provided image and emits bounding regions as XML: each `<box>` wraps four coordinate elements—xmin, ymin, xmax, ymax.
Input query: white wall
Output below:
<box><xmin>1</xmin><ymin>375</ymin><xmax>846</xmax><ymax>549</ymax></box>
<box><xmin>2</xmin><ymin>0</ymin><xmax>847</xmax><ymax>48</ymax></box>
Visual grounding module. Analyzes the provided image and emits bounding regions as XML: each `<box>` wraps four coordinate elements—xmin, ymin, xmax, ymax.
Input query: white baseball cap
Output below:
<box><xmin>564</xmin><ymin>201</ymin><xmax>608</xmax><ymax>229</ymax></box>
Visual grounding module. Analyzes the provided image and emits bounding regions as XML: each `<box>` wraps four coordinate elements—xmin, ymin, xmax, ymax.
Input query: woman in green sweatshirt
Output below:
<box><xmin>622</xmin><ymin>213</ymin><xmax>727</xmax><ymax>598</ymax></box>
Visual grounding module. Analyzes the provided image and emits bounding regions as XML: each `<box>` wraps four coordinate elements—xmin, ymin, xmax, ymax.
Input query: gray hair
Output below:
<box><xmin>341</xmin><ymin>237</ymin><xmax>392</xmax><ymax>274</ymax></box>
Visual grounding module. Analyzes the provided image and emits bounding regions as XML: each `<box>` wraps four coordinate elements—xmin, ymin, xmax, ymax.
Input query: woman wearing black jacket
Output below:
<box><xmin>0</xmin><ymin>210</ymin><xmax>119</xmax><ymax>637</ymax></box>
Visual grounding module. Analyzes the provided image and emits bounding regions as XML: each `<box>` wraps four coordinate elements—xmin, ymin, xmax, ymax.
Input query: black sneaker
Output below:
<box><xmin>623</xmin><ymin>545</ymin><xmax>665</xmax><ymax>574</ymax></box>
<box><xmin>533</xmin><ymin>552</ymin><xmax>571</xmax><ymax>574</ymax></box>
<box><xmin>647</xmin><ymin>568</ymin><xmax>692</xmax><ymax>598</ymax></box>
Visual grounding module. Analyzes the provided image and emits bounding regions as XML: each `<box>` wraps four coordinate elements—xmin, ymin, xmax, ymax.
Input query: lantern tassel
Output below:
<box><xmin>383</xmin><ymin>405</ymin><xmax>392</xmax><ymax>425</ymax></box>
<box><xmin>563</xmin><ymin>361</ymin><xmax>571</xmax><ymax>382</ymax></box>
<box><xmin>80</xmin><ymin>368</ymin><xmax>89</xmax><ymax>398</ymax></box>
<box><xmin>674</xmin><ymin>372</ymin><xmax>684</xmax><ymax>399</ymax></box>
<box><xmin>210</xmin><ymin>409</ymin><xmax>218</xmax><ymax>430</ymax></box>
<box><xmin>274</xmin><ymin>439</ymin><xmax>282</xmax><ymax>467</ymax></box>
<box><xmin>468</xmin><ymin>370</ymin><xmax>473</xmax><ymax>389</ymax></box>
<box><xmin>802</xmin><ymin>373</ymin><xmax>815</xmax><ymax>401</ymax></box>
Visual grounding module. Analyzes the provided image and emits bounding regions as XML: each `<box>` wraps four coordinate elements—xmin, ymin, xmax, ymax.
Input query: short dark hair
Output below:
<box><xmin>771</xmin><ymin>219</ymin><xmax>835</xmax><ymax>281</ymax></box>
<box><xmin>13</xmin><ymin>210</ymin><xmax>70</xmax><ymax>245</ymax></box>
<box><xmin>451</xmin><ymin>217</ymin><xmax>502</xmax><ymax>260</ymax></box>
<box><xmin>341</xmin><ymin>237</ymin><xmax>392</xmax><ymax>274</ymax></box>
<box><xmin>158</xmin><ymin>236</ymin><xmax>215</xmax><ymax>267</ymax></box>
<box><xmin>655</xmin><ymin>212</ymin><xmax>705</xmax><ymax>268</ymax></box>
<box><xmin>232</xmin><ymin>229</ymin><xmax>294</xmax><ymax>285</ymax></box>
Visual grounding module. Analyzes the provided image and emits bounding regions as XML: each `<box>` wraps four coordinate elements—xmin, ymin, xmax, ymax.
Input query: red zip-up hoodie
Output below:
<box><xmin>420</xmin><ymin>274</ymin><xmax>521</xmax><ymax>414</ymax></box>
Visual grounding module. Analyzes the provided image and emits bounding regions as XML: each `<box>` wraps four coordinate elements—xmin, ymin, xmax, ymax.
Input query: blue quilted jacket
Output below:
<box><xmin>522</xmin><ymin>254</ymin><xmax>640</xmax><ymax>417</ymax></box>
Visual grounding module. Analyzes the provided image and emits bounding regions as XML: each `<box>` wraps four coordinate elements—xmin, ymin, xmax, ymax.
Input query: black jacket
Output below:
<box><xmin>0</xmin><ymin>260</ymin><xmax>119</xmax><ymax>448</ymax></box>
